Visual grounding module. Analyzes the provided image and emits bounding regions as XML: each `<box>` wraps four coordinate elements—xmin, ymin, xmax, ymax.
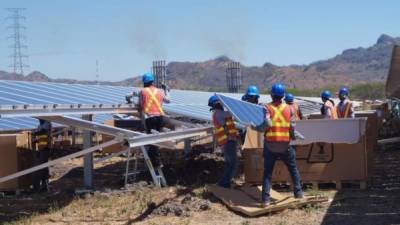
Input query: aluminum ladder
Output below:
<box><xmin>124</xmin><ymin>146</ymin><xmax>167</xmax><ymax>187</ymax></box>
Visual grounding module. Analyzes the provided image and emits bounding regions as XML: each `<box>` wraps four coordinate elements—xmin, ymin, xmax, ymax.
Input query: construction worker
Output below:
<box><xmin>138</xmin><ymin>72</ymin><xmax>170</xmax><ymax>168</ymax></box>
<box><xmin>336</xmin><ymin>87</ymin><xmax>355</xmax><ymax>118</ymax></box>
<box><xmin>252</xmin><ymin>83</ymin><xmax>303</xmax><ymax>206</ymax></box>
<box><xmin>284</xmin><ymin>93</ymin><xmax>303</xmax><ymax>120</ymax></box>
<box><xmin>32</xmin><ymin>119</ymin><xmax>52</xmax><ymax>192</ymax></box>
<box><xmin>242</xmin><ymin>85</ymin><xmax>260</xmax><ymax>104</ymax></box>
<box><xmin>320</xmin><ymin>90</ymin><xmax>337</xmax><ymax>119</ymax></box>
<box><xmin>208</xmin><ymin>95</ymin><xmax>239</xmax><ymax>188</ymax></box>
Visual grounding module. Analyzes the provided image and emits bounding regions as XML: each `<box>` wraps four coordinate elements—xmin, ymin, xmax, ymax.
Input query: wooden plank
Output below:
<box><xmin>377</xmin><ymin>137</ymin><xmax>400</xmax><ymax>145</ymax></box>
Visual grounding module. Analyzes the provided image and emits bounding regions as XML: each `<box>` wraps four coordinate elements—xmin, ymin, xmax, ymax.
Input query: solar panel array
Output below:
<box><xmin>0</xmin><ymin>80</ymin><xmax>322</xmax><ymax>131</ymax></box>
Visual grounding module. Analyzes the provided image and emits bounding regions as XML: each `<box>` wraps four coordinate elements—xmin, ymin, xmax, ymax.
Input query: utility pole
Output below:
<box><xmin>5</xmin><ymin>8</ymin><xmax>29</xmax><ymax>75</ymax></box>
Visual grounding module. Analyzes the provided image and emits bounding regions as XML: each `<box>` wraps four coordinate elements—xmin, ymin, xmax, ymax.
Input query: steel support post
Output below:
<box><xmin>82</xmin><ymin>114</ymin><xmax>94</xmax><ymax>189</ymax></box>
<box><xmin>71</xmin><ymin>127</ymin><xmax>76</xmax><ymax>148</ymax></box>
<box><xmin>184</xmin><ymin>138</ymin><xmax>192</xmax><ymax>158</ymax></box>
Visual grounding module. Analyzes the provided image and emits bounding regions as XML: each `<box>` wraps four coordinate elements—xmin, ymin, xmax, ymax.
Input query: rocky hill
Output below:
<box><xmin>0</xmin><ymin>34</ymin><xmax>399</xmax><ymax>91</ymax></box>
<box><xmin>163</xmin><ymin>34</ymin><xmax>399</xmax><ymax>90</ymax></box>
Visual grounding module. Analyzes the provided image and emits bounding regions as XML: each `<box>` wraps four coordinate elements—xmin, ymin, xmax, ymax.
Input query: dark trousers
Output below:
<box><xmin>217</xmin><ymin>140</ymin><xmax>237</xmax><ymax>188</ymax></box>
<box><xmin>145</xmin><ymin>116</ymin><xmax>164</xmax><ymax>167</ymax></box>
<box><xmin>32</xmin><ymin>149</ymin><xmax>50</xmax><ymax>191</ymax></box>
<box><xmin>262</xmin><ymin>145</ymin><xmax>303</xmax><ymax>202</ymax></box>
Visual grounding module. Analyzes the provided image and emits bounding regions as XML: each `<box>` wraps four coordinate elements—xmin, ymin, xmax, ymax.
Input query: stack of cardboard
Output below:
<box><xmin>0</xmin><ymin>132</ymin><xmax>33</xmax><ymax>191</ymax></box>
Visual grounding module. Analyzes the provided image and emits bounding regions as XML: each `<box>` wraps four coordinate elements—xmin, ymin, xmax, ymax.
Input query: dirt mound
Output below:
<box><xmin>152</xmin><ymin>194</ymin><xmax>211</xmax><ymax>217</ymax></box>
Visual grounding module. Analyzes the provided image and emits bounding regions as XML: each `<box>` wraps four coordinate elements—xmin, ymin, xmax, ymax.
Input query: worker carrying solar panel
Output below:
<box><xmin>284</xmin><ymin>93</ymin><xmax>304</xmax><ymax>120</ymax></box>
<box><xmin>31</xmin><ymin>119</ymin><xmax>52</xmax><ymax>192</ymax></box>
<box><xmin>208</xmin><ymin>95</ymin><xmax>239</xmax><ymax>188</ymax></box>
<box><xmin>137</xmin><ymin>72</ymin><xmax>170</xmax><ymax>168</ymax></box>
<box><xmin>241</xmin><ymin>85</ymin><xmax>260</xmax><ymax>104</ymax></box>
<box><xmin>251</xmin><ymin>83</ymin><xmax>303</xmax><ymax>206</ymax></box>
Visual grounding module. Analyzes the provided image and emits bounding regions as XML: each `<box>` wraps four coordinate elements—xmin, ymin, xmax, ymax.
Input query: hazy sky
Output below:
<box><xmin>1</xmin><ymin>0</ymin><xmax>399</xmax><ymax>81</ymax></box>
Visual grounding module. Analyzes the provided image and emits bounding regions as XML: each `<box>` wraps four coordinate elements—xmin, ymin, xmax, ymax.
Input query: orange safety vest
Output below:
<box><xmin>265</xmin><ymin>103</ymin><xmax>291</xmax><ymax>142</ymax></box>
<box><xmin>34</xmin><ymin>133</ymin><xmax>49</xmax><ymax>151</ymax></box>
<box><xmin>212</xmin><ymin>112</ymin><xmax>238</xmax><ymax>146</ymax></box>
<box><xmin>141</xmin><ymin>86</ymin><xmax>165</xmax><ymax>116</ymax></box>
<box><xmin>336</xmin><ymin>101</ymin><xmax>352</xmax><ymax>118</ymax></box>
<box><xmin>324</xmin><ymin>100</ymin><xmax>338</xmax><ymax>119</ymax></box>
<box><xmin>289</xmin><ymin>103</ymin><xmax>301</xmax><ymax>120</ymax></box>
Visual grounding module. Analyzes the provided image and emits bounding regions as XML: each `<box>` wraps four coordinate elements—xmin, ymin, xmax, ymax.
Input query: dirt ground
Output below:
<box><xmin>1</xmin><ymin>145</ymin><xmax>400</xmax><ymax>225</ymax></box>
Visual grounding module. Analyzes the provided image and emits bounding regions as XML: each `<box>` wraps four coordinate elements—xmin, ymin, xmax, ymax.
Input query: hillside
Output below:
<box><xmin>163</xmin><ymin>34</ymin><xmax>399</xmax><ymax>91</ymax></box>
<box><xmin>0</xmin><ymin>34</ymin><xmax>399</xmax><ymax>91</ymax></box>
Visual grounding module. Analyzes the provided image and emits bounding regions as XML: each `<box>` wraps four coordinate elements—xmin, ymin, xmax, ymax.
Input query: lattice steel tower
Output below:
<box><xmin>226</xmin><ymin>61</ymin><xmax>242</xmax><ymax>93</ymax></box>
<box><xmin>6</xmin><ymin>8</ymin><xmax>29</xmax><ymax>75</ymax></box>
<box><xmin>152</xmin><ymin>60</ymin><xmax>167</xmax><ymax>88</ymax></box>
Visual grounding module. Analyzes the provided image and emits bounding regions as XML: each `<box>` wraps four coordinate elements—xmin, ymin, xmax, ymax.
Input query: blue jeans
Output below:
<box><xmin>262</xmin><ymin>144</ymin><xmax>303</xmax><ymax>202</ymax></box>
<box><xmin>218</xmin><ymin>140</ymin><xmax>237</xmax><ymax>188</ymax></box>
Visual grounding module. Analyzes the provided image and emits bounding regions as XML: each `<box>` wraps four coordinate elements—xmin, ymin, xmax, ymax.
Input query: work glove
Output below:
<box><xmin>161</xmin><ymin>84</ymin><xmax>170</xmax><ymax>92</ymax></box>
<box><xmin>132</xmin><ymin>91</ymin><xmax>139</xmax><ymax>97</ymax></box>
<box><xmin>249</xmin><ymin>122</ymin><xmax>257</xmax><ymax>130</ymax></box>
<box><xmin>294</xmin><ymin>130</ymin><xmax>305</xmax><ymax>140</ymax></box>
<box><xmin>125</xmin><ymin>95</ymin><xmax>132</xmax><ymax>104</ymax></box>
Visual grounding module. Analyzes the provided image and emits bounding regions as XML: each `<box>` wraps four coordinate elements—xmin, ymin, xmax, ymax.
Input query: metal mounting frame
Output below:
<box><xmin>0</xmin><ymin>115</ymin><xmax>212</xmax><ymax>186</ymax></box>
<box><xmin>0</xmin><ymin>103</ymin><xmax>137</xmax><ymax>118</ymax></box>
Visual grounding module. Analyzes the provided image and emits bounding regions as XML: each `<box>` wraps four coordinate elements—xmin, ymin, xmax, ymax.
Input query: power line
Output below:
<box><xmin>5</xmin><ymin>8</ymin><xmax>29</xmax><ymax>75</ymax></box>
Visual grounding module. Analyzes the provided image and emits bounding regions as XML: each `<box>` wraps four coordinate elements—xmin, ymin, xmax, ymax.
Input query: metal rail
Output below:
<box><xmin>0</xmin><ymin>103</ymin><xmax>137</xmax><ymax>118</ymax></box>
<box><xmin>39</xmin><ymin>115</ymin><xmax>211</xmax><ymax>143</ymax></box>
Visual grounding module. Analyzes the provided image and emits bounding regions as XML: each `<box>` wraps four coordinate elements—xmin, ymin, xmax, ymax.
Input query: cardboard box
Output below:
<box><xmin>100</xmin><ymin>134</ymin><xmax>125</xmax><ymax>154</ymax></box>
<box><xmin>355</xmin><ymin>111</ymin><xmax>378</xmax><ymax>176</ymax></box>
<box><xmin>0</xmin><ymin>133</ymin><xmax>33</xmax><ymax>190</ymax></box>
<box><xmin>104</xmin><ymin>119</ymin><xmax>143</xmax><ymax>130</ymax></box>
<box><xmin>243</xmin><ymin>116</ymin><xmax>373</xmax><ymax>184</ymax></box>
<box><xmin>244</xmin><ymin>138</ymin><xmax>368</xmax><ymax>184</ymax></box>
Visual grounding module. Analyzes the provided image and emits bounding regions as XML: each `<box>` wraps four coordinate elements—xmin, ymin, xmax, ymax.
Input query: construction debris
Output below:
<box><xmin>153</xmin><ymin>194</ymin><xmax>211</xmax><ymax>217</ymax></box>
<box><xmin>207</xmin><ymin>184</ymin><xmax>328</xmax><ymax>217</ymax></box>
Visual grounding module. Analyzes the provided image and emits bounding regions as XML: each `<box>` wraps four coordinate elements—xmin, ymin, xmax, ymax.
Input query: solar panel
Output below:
<box><xmin>216</xmin><ymin>94</ymin><xmax>266</xmax><ymax>126</ymax></box>
<box><xmin>0</xmin><ymin>80</ymin><xmax>322</xmax><ymax>131</ymax></box>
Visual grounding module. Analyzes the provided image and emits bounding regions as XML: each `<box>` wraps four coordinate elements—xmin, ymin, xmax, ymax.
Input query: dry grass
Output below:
<box><xmin>1</xmin><ymin>186</ymin><xmax>336</xmax><ymax>225</ymax></box>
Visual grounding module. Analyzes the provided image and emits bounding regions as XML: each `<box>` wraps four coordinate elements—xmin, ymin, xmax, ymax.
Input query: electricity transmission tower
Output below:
<box><xmin>95</xmin><ymin>60</ymin><xmax>99</xmax><ymax>84</ymax></box>
<box><xmin>6</xmin><ymin>8</ymin><xmax>29</xmax><ymax>75</ymax></box>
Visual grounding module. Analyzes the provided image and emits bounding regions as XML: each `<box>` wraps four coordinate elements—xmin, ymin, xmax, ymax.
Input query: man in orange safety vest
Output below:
<box><xmin>336</xmin><ymin>87</ymin><xmax>355</xmax><ymax>118</ymax></box>
<box><xmin>252</xmin><ymin>83</ymin><xmax>303</xmax><ymax>206</ymax></box>
<box><xmin>138</xmin><ymin>72</ymin><xmax>170</xmax><ymax>168</ymax></box>
<box><xmin>208</xmin><ymin>95</ymin><xmax>239</xmax><ymax>188</ymax></box>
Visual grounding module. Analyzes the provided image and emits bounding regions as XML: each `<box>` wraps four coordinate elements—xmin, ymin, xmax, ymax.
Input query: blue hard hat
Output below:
<box><xmin>271</xmin><ymin>83</ymin><xmax>285</xmax><ymax>97</ymax></box>
<box><xmin>142</xmin><ymin>72</ymin><xmax>154</xmax><ymax>84</ymax></box>
<box><xmin>246</xmin><ymin>85</ymin><xmax>260</xmax><ymax>97</ymax></box>
<box><xmin>321</xmin><ymin>90</ymin><xmax>331</xmax><ymax>99</ymax></box>
<box><xmin>338</xmin><ymin>87</ymin><xmax>349</xmax><ymax>96</ymax></box>
<box><xmin>208</xmin><ymin>95</ymin><xmax>219</xmax><ymax>107</ymax></box>
<box><xmin>284</xmin><ymin>93</ymin><xmax>294</xmax><ymax>103</ymax></box>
